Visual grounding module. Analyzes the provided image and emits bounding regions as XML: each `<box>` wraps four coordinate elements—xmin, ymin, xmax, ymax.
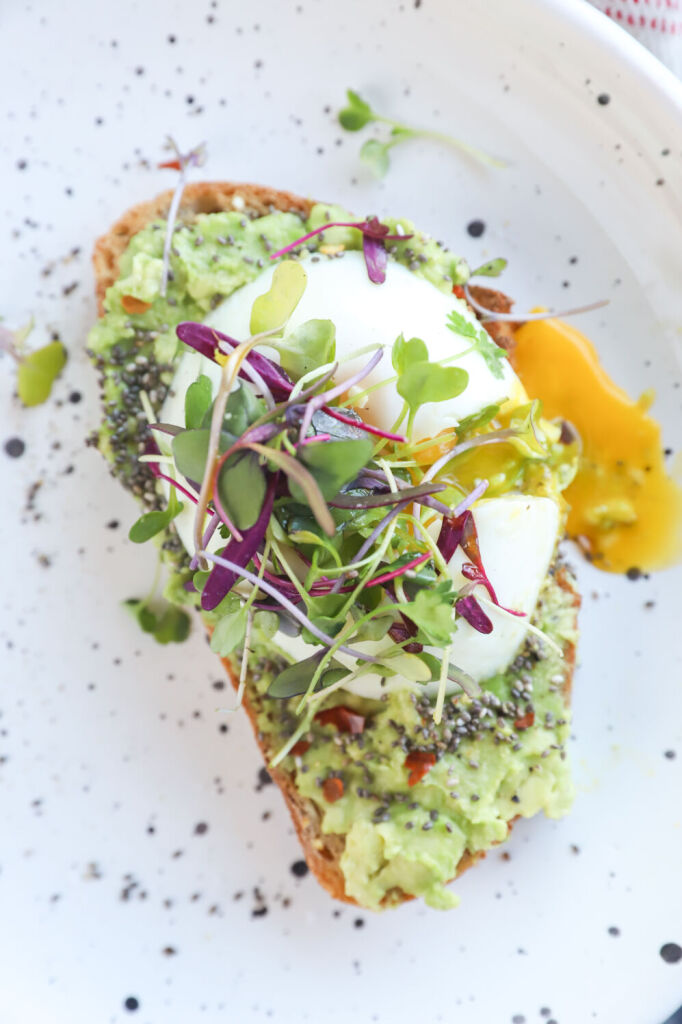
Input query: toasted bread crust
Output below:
<box><xmin>92</xmin><ymin>182</ymin><xmax>578</xmax><ymax>908</ymax></box>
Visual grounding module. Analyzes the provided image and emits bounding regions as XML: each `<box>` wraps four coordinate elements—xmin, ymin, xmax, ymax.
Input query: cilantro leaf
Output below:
<box><xmin>446</xmin><ymin>310</ymin><xmax>508</xmax><ymax>380</ymax></box>
<box><xmin>17</xmin><ymin>340</ymin><xmax>67</xmax><ymax>407</ymax></box>
<box><xmin>397</xmin><ymin>582</ymin><xmax>456</xmax><ymax>646</ymax></box>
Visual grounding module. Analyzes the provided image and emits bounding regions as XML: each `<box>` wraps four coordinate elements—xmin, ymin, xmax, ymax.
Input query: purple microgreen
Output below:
<box><xmin>362</xmin><ymin>233</ymin><xmax>388</xmax><ymax>284</ymax></box>
<box><xmin>446</xmin><ymin>663</ymin><xmax>481</xmax><ymax>699</ymax></box>
<box><xmin>200</xmin><ymin>550</ymin><xmax>380</xmax><ymax>663</ymax></box>
<box><xmin>364</xmin><ymin>552</ymin><xmax>431</xmax><ymax>589</ymax></box>
<box><xmin>463</xmin><ymin>283</ymin><xmax>608</xmax><ymax>323</ymax></box>
<box><xmin>455</xmin><ymin>594</ymin><xmax>493</xmax><ymax>634</ymax></box>
<box><xmin>300</xmin><ymin>432</ymin><xmax>332</xmax><ymax>445</ymax></box>
<box><xmin>298</xmin><ymin>347</ymin><xmax>384</xmax><ymax>443</ymax></box>
<box><xmin>176</xmin><ymin>322</ymin><xmax>295</xmax><ymax>401</ymax></box>
<box><xmin>269</xmin><ymin>217</ymin><xmax>412</xmax><ymax>286</ymax></box>
<box><xmin>201</xmin><ymin>475</ymin><xmax>276</xmax><ymax>611</ymax></box>
<box><xmin>322</xmin><ymin>405</ymin><xmax>406</xmax><ymax>443</ymax></box>
<box><xmin>189</xmin><ymin>512</ymin><xmax>221</xmax><ymax>571</ymax></box>
<box><xmin>159</xmin><ymin>138</ymin><xmax>206</xmax><ymax>298</ymax></box>
<box><xmin>328</xmin><ymin>480</ymin><xmax>446</xmax><ymax>510</ymax></box>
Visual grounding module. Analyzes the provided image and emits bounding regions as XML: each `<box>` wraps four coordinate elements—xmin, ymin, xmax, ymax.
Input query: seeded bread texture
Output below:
<box><xmin>92</xmin><ymin>181</ymin><xmax>578</xmax><ymax>907</ymax></box>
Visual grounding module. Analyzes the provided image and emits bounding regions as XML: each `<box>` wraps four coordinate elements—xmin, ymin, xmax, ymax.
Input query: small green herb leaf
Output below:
<box><xmin>124</xmin><ymin>598</ymin><xmax>191</xmax><ymax>645</ymax></box>
<box><xmin>184</xmin><ymin>373</ymin><xmax>213</xmax><ymax>430</ymax></box>
<box><xmin>391</xmin><ymin>333</ymin><xmax>428</xmax><ymax>374</ymax></box>
<box><xmin>360</xmin><ymin>138</ymin><xmax>391</xmax><ymax>178</ymax></box>
<box><xmin>267</xmin><ymin>652</ymin><xmax>346</xmax><ymax>699</ymax></box>
<box><xmin>210</xmin><ymin>606</ymin><xmax>248</xmax><ymax>656</ymax></box>
<box><xmin>172</xmin><ymin>428</ymin><xmax>235</xmax><ymax>483</ymax></box>
<box><xmin>446</xmin><ymin>311</ymin><xmax>508</xmax><ymax>380</ymax></box>
<box><xmin>17</xmin><ymin>340</ymin><xmax>67</xmax><ymax>407</ymax></box>
<box><xmin>338</xmin><ymin>89</ymin><xmax>375</xmax><ymax>131</ymax></box>
<box><xmin>298</xmin><ymin>438</ymin><xmax>374</xmax><ymax>500</ymax></box>
<box><xmin>455</xmin><ymin>403</ymin><xmax>500</xmax><ymax>436</ymax></box>
<box><xmin>276</xmin><ymin>319</ymin><xmax>336</xmax><ymax>380</ymax></box>
<box><xmin>397</xmin><ymin>361</ymin><xmax>469</xmax><ymax>411</ymax></box>
<box><xmin>220</xmin><ymin>381</ymin><xmax>267</xmax><ymax>435</ymax></box>
<box><xmin>217</xmin><ymin>451</ymin><xmax>267</xmax><ymax>530</ymax></box>
<box><xmin>397</xmin><ymin>582</ymin><xmax>455</xmax><ymax>646</ymax></box>
<box><xmin>249</xmin><ymin>260</ymin><xmax>307</xmax><ymax>335</ymax></box>
<box><xmin>249</xmin><ymin>443</ymin><xmax>335</xmax><ymax>537</ymax></box>
<box><xmin>469</xmin><ymin>257</ymin><xmax>508</xmax><ymax>278</ymax></box>
<box><xmin>128</xmin><ymin>488</ymin><xmax>183</xmax><ymax>543</ymax></box>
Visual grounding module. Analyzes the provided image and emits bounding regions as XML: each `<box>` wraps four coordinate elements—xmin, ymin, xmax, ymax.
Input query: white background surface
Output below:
<box><xmin>1</xmin><ymin>1</ymin><xmax>681</xmax><ymax>1022</ymax></box>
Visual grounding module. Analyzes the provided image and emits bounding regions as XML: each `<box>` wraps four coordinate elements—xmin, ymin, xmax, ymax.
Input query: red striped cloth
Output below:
<box><xmin>588</xmin><ymin>0</ymin><xmax>682</xmax><ymax>75</ymax></box>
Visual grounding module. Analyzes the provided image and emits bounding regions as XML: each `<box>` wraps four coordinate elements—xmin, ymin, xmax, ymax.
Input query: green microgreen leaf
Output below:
<box><xmin>124</xmin><ymin>598</ymin><xmax>191</xmax><ymax>645</ymax></box>
<box><xmin>276</xmin><ymin>319</ymin><xmax>336</xmax><ymax>381</ymax></box>
<box><xmin>251</xmin><ymin>443</ymin><xmax>335</xmax><ymax>537</ymax></box>
<box><xmin>249</xmin><ymin>260</ymin><xmax>307</xmax><ymax>335</ymax></box>
<box><xmin>17</xmin><ymin>339</ymin><xmax>67</xmax><ymax>407</ymax></box>
<box><xmin>217</xmin><ymin>450</ymin><xmax>267</xmax><ymax>530</ymax></box>
<box><xmin>446</xmin><ymin>310</ymin><xmax>508</xmax><ymax>380</ymax></box>
<box><xmin>391</xmin><ymin>333</ymin><xmax>428</xmax><ymax>374</ymax></box>
<box><xmin>469</xmin><ymin>257</ymin><xmax>508</xmax><ymax>278</ymax></box>
<box><xmin>172</xmin><ymin>428</ymin><xmax>235</xmax><ymax>483</ymax></box>
<box><xmin>338</xmin><ymin>89</ymin><xmax>375</xmax><ymax>131</ymax></box>
<box><xmin>396</xmin><ymin>582</ymin><xmax>456</xmax><ymax>646</ymax></box>
<box><xmin>184</xmin><ymin>373</ymin><xmax>213</xmax><ymax>430</ymax></box>
<box><xmin>298</xmin><ymin>438</ymin><xmax>374</xmax><ymax>500</ymax></box>
<box><xmin>396</xmin><ymin>361</ymin><xmax>469</xmax><ymax>412</ymax></box>
<box><xmin>252</xmin><ymin>610</ymin><xmax>279</xmax><ymax>641</ymax></box>
<box><xmin>455</xmin><ymin>403</ymin><xmax>501</xmax><ymax>436</ymax></box>
<box><xmin>267</xmin><ymin>652</ymin><xmax>346</xmax><ymax>699</ymax></box>
<box><xmin>220</xmin><ymin>381</ymin><xmax>267</xmax><ymax>435</ymax></box>
<box><xmin>128</xmin><ymin>487</ymin><xmax>183</xmax><ymax>543</ymax></box>
<box><xmin>360</xmin><ymin>138</ymin><xmax>391</xmax><ymax>178</ymax></box>
<box><xmin>210</xmin><ymin>606</ymin><xmax>248</xmax><ymax>656</ymax></box>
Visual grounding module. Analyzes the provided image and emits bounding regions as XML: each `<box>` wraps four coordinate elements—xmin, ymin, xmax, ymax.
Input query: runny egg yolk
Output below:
<box><xmin>513</xmin><ymin>318</ymin><xmax>682</xmax><ymax>573</ymax></box>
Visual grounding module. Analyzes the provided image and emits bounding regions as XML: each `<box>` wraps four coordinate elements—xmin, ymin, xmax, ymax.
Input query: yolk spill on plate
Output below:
<box><xmin>513</xmin><ymin>318</ymin><xmax>682</xmax><ymax>573</ymax></box>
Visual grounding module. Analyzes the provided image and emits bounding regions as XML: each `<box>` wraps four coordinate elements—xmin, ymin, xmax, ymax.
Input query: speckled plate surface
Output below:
<box><xmin>2</xmin><ymin>1</ymin><xmax>681</xmax><ymax>1022</ymax></box>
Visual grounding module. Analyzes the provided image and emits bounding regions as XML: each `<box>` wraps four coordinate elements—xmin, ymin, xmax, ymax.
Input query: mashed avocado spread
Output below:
<box><xmin>88</xmin><ymin>199</ymin><xmax>577</xmax><ymax>910</ymax></box>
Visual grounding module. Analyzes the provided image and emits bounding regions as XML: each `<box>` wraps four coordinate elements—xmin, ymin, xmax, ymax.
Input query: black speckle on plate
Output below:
<box><xmin>290</xmin><ymin>859</ymin><xmax>309</xmax><ymax>878</ymax></box>
<box><xmin>467</xmin><ymin>219</ymin><xmax>485</xmax><ymax>238</ymax></box>
<box><xmin>597</xmin><ymin>93</ymin><xmax>611</xmax><ymax>106</ymax></box>
<box><xmin>661</xmin><ymin>943</ymin><xmax>682</xmax><ymax>964</ymax></box>
<box><xmin>123</xmin><ymin>996</ymin><xmax>140</xmax><ymax>1012</ymax></box>
<box><xmin>4</xmin><ymin>437</ymin><xmax>25</xmax><ymax>458</ymax></box>
<box><xmin>608</xmin><ymin>925</ymin><xmax>620</xmax><ymax>937</ymax></box>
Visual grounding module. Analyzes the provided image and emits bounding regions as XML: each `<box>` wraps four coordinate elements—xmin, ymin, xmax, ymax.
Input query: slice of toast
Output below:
<box><xmin>91</xmin><ymin>181</ymin><xmax>578</xmax><ymax>907</ymax></box>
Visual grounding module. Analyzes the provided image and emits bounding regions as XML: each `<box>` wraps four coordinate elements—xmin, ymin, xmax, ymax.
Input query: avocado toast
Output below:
<box><xmin>87</xmin><ymin>181</ymin><xmax>580</xmax><ymax>910</ymax></box>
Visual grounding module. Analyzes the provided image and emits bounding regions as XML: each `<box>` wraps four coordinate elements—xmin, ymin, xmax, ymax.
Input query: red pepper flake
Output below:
<box><xmin>121</xmin><ymin>294</ymin><xmax>152</xmax><ymax>314</ymax></box>
<box><xmin>290</xmin><ymin>740</ymin><xmax>311</xmax><ymax>757</ymax></box>
<box><xmin>514</xmin><ymin>711</ymin><xmax>535</xmax><ymax>731</ymax></box>
<box><xmin>314</xmin><ymin>705</ymin><xmax>366</xmax><ymax>735</ymax></box>
<box><xmin>322</xmin><ymin>777</ymin><xmax>344</xmax><ymax>803</ymax></box>
<box><xmin>404</xmin><ymin>751</ymin><xmax>437</xmax><ymax>787</ymax></box>
<box><xmin>158</xmin><ymin>159</ymin><xmax>182</xmax><ymax>171</ymax></box>
<box><xmin>452</xmin><ymin>284</ymin><xmax>466</xmax><ymax>299</ymax></box>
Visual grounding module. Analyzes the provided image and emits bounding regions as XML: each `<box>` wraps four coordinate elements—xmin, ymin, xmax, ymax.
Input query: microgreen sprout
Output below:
<box><xmin>463</xmin><ymin>283</ymin><xmax>609</xmax><ymax>323</ymax></box>
<box><xmin>1</xmin><ymin>319</ymin><xmax>67</xmax><ymax>407</ymax></box>
<box><xmin>338</xmin><ymin>88</ymin><xmax>507</xmax><ymax>179</ymax></box>
<box><xmin>159</xmin><ymin>137</ymin><xmax>206</xmax><ymax>297</ymax></box>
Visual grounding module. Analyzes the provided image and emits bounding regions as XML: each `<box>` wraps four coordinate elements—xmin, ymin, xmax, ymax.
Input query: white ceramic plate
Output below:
<box><xmin>1</xmin><ymin>1</ymin><xmax>681</xmax><ymax>1022</ymax></box>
